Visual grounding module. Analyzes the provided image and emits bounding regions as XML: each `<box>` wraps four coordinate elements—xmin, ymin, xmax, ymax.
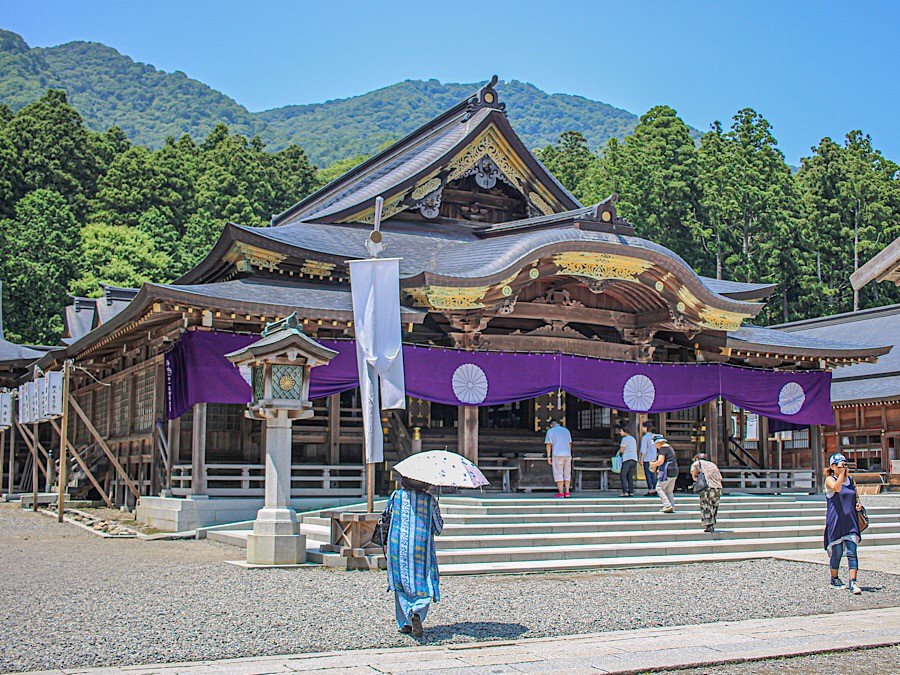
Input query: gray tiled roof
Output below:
<box><xmin>65</xmin><ymin>298</ymin><xmax>97</xmax><ymax>342</ymax></box>
<box><xmin>832</xmin><ymin>376</ymin><xmax>900</xmax><ymax>404</ymax></box>
<box><xmin>238</xmin><ymin>221</ymin><xmax>475</xmax><ymax>276</ymax></box>
<box><xmin>286</xmin><ymin>108</ymin><xmax>493</xmax><ymax>222</ymax></box>
<box><xmin>246</xmin><ymin>221</ymin><xmax>756</xmax><ymax>311</ymax></box>
<box><xmin>777</xmin><ymin>304</ymin><xmax>900</xmax><ymax>378</ymax></box>
<box><xmin>699</xmin><ymin>278</ymin><xmax>776</xmax><ymax>300</ymax></box>
<box><xmin>727</xmin><ymin>324</ymin><xmax>886</xmax><ymax>356</ymax></box>
<box><xmin>0</xmin><ymin>338</ymin><xmax>45</xmax><ymax>363</ymax></box>
<box><xmin>157</xmin><ymin>279</ymin><xmax>425</xmax><ymax>318</ymax></box>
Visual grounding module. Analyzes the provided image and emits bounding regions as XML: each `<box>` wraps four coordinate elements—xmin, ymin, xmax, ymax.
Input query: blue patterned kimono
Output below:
<box><xmin>386</xmin><ymin>488</ymin><xmax>443</xmax><ymax>601</ymax></box>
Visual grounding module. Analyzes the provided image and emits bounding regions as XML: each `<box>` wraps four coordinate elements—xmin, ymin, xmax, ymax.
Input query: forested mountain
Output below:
<box><xmin>0</xmin><ymin>29</ymin><xmax>639</xmax><ymax>165</ymax></box>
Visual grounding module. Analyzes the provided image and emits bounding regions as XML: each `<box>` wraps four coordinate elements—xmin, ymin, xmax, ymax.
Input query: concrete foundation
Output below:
<box><xmin>136</xmin><ymin>495</ymin><xmax>365</xmax><ymax>532</ymax></box>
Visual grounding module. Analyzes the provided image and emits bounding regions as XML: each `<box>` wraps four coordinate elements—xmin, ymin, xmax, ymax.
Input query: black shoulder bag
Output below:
<box><xmin>692</xmin><ymin>460</ymin><xmax>710</xmax><ymax>494</ymax></box>
<box><xmin>372</xmin><ymin>493</ymin><xmax>394</xmax><ymax>550</ymax></box>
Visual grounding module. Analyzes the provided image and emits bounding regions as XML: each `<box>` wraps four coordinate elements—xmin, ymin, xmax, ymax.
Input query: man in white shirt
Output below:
<box><xmin>545</xmin><ymin>419</ymin><xmax>573</xmax><ymax>498</ymax></box>
<box><xmin>639</xmin><ymin>420</ymin><xmax>658</xmax><ymax>496</ymax></box>
<box><xmin>617</xmin><ymin>424</ymin><xmax>639</xmax><ymax>496</ymax></box>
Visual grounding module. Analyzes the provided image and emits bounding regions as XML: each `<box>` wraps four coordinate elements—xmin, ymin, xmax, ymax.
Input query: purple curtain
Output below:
<box><xmin>164</xmin><ymin>332</ymin><xmax>836</xmax><ymax>424</ymax></box>
<box><xmin>561</xmin><ymin>357</ymin><xmax>720</xmax><ymax>414</ymax></box>
<box><xmin>164</xmin><ymin>331</ymin><xmax>257</xmax><ymax>419</ymax></box>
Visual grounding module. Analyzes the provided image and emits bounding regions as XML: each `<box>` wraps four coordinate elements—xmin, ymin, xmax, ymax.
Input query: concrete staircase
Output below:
<box><xmin>205</xmin><ymin>494</ymin><xmax>900</xmax><ymax>575</ymax></box>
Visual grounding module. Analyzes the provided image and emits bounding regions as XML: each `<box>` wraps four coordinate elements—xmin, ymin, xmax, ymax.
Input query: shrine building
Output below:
<box><xmin>0</xmin><ymin>79</ymin><xmax>890</xmax><ymax>529</ymax></box>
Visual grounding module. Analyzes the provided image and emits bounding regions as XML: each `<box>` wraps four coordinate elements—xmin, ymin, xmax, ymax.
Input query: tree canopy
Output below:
<box><xmin>0</xmin><ymin>90</ymin><xmax>320</xmax><ymax>344</ymax></box>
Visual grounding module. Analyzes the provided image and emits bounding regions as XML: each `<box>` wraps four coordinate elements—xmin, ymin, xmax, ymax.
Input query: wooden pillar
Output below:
<box><xmin>31</xmin><ymin>422</ymin><xmax>39</xmax><ymax>511</ymax></box>
<box><xmin>58</xmin><ymin>360</ymin><xmax>71</xmax><ymax>521</ymax></box>
<box><xmin>811</xmin><ymin>424</ymin><xmax>824</xmax><ymax>493</ymax></box>
<box><xmin>457</xmin><ymin>405</ymin><xmax>479</xmax><ymax>464</ymax></box>
<box><xmin>7</xmin><ymin>421</ymin><xmax>14</xmax><ymax>494</ymax></box>
<box><xmin>758</xmin><ymin>415</ymin><xmax>770</xmax><ymax>468</ymax></box>
<box><xmin>191</xmin><ymin>403</ymin><xmax>207</xmax><ymax>496</ymax></box>
<box><xmin>0</xmin><ymin>428</ymin><xmax>5</xmax><ymax>497</ymax></box>
<box><xmin>328</xmin><ymin>393</ymin><xmax>341</xmax><ymax>465</ymax></box>
<box><xmin>166</xmin><ymin>416</ymin><xmax>180</xmax><ymax>491</ymax></box>
<box><xmin>705</xmin><ymin>400</ymin><xmax>719</xmax><ymax>464</ymax></box>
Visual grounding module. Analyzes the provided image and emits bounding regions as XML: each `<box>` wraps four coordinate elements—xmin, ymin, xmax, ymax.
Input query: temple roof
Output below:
<box><xmin>271</xmin><ymin>77</ymin><xmax>580</xmax><ymax>226</ymax></box>
<box><xmin>775</xmin><ymin>304</ymin><xmax>900</xmax><ymax>401</ymax></box>
<box><xmin>726</xmin><ymin>324</ymin><xmax>889</xmax><ymax>363</ymax></box>
<box><xmin>36</xmin><ymin>279</ymin><xmax>425</xmax><ymax>372</ymax></box>
<box><xmin>63</xmin><ymin>286</ymin><xmax>139</xmax><ymax>344</ymax></box>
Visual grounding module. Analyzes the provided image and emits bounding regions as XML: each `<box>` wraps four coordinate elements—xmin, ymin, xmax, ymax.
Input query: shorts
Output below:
<box><xmin>552</xmin><ymin>456</ymin><xmax>572</xmax><ymax>482</ymax></box>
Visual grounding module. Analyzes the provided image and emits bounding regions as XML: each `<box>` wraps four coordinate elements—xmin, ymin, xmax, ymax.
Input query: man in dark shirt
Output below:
<box><xmin>649</xmin><ymin>434</ymin><xmax>679</xmax><ymax>513</ymax></box>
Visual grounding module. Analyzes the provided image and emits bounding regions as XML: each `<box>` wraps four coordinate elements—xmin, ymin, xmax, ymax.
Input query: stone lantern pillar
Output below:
<box><xmin>226</xmin><ymin>314</ymin><xmax>337</xmax><ymax>565</ymax></box>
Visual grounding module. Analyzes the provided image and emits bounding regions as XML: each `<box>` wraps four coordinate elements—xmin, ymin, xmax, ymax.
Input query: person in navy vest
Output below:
<box><xmin>824</xmin><ymin>453</ymin><xmax>864</xmax><ymax>594</ymax></box>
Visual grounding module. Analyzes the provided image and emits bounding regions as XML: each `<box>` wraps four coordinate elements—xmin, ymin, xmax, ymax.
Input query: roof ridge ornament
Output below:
<box><xmin>464</xmin><ymin>75</ymin><xmax>506</xmax><ymax>120</ymax></box>
<box><xmin>574</xmin><ymin>194</ymin><xmax>635</xmax><ymax>234</ymax></box>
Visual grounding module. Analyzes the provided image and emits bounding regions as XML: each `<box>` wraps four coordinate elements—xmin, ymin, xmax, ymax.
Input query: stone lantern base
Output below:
<box><xmin>246</xmin><ymin>507</ymin><xmax>307</xmax><ymax>565</ymax></box>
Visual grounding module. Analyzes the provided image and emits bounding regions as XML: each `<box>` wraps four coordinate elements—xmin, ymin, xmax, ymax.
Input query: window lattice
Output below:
<box><xmin>94</xmin><ymin>386</ymin><xmax>110</xmax><ymax>437</ymax></box>
<box><xmin>208</xmin><ymin>403</ymin><xmax>243</xmax><ymax>432</ymax></box>
<box><xmin>74</xmin><ymin>393</ymin><xmax>92</xmax><ymax>443</ymax></box>
<box><xmin>133</xmin><ymin>368</ymin><xmax>156</xmax><ymax>433</ymax></box>
<box><xmin>112</xmin><ymin>379</ymin><xmax>131</xmax><ymax>437</ymax></box>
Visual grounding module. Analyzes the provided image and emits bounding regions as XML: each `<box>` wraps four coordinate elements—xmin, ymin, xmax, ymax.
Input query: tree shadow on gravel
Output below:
<box><xmin>419</xmin><ymin>621</ymin><xmax>529</xmax><ymax>643</ymax></box>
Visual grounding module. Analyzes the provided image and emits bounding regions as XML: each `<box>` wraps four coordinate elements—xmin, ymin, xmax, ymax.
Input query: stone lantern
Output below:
<box><xmin>226</xmin><ymin>313</ymin><xmax>337</xmax><ymax>565</ymax></box>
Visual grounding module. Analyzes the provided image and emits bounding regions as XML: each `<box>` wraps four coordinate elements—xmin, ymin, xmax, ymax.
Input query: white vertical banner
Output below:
<box><xmin>46</xmin><ymin>371</ymin><xmax>64</xmax><ymax>418</ymax></box>
<box><xmin>17</xmin><ymin>386</ymin><xmax>25</xmax><ymax>424</ymax></box>
<box><xmin>30</xmin><ymin>380</ymin><xmax>40</xmax><ymax>423</ymax></box>
<box><xmin>349</xmin><ymin>257</ymin><xmax>406</xmax><ymax>464</ymax></box>
<box><xmin>37</xmin><ymin>376</ymin><xmax>48</xmax><ymax>422</ymax></box>
<box><xmin>20</xmin><ymin>383</ymin><xmax>32</xmax><ymax>424</ymax></box>
<box><xmin>745</xmin><ymin>414</ymin><xmax>759</xmax><ymax>441</ymax></box>
<box><xmin>0</xmin><ymin>392</ymin><xmax>12</xmax><ymax>429</ymax></box>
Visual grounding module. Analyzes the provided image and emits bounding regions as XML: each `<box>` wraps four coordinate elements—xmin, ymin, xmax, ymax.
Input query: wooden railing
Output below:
<box><xmin>169</xmin><ymin>463</ymin><xmax>366</xmax><ymax>497</ymax></box>
<box><xmin>720</xmin><ymin>468</ymin><xmax>814</xmax><ymax>494</ymax></box>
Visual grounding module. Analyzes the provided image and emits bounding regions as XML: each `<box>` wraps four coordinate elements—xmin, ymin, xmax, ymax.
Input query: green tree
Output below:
<box><xmin>1</xmin><ymin>90</ymin><xmax>103</xmax><ymax>216</ymax></box>
<box><xmin>0</xmin><ymin>189</ymin><xmax>80</xmax><ymax>343</ymax></box>
<box><xmin>70</xmin><ymin>222</ymin><xmax>170</xmax><ymax>297</ymax></box>
<box><xmin>798</xmin><ymin>132</ymin><xmax>900</xmax><ymax>315</ymax></box>
<box><xmin>537</xmin><ymin>131</ymin><xmax>602</xmax><ymax>204</ymax></box>
<box><xmin>317</xmin><ymin>153</ymin><xmax>368</xmax><ymax>185</ymax></box>
<box><xmin>598</xmin><ymin>106</ymin><xmax>699</xmax><ymax>262</ymax></box>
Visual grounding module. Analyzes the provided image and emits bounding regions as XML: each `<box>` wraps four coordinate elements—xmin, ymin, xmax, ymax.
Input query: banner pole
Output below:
<box><xmin>366</xmin><ymin>462</ymin><xmax>375</xmax><ymax>512</ymax></box>
<box><xmin>31</xmin><ymin>422</ymin><xmax>38</xmax><ymax>512</ymax></box>
<box><xmin>58</xmin><ymin>360</ymin><xmax>71</xmax><ymax>523</ymax></box>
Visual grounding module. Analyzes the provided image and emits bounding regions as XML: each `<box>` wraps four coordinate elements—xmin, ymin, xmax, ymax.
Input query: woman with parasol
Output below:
<box><xmin>386</xmin><ymin>450</ymin><xmax>489</xmax><ymax>637</ymax></box>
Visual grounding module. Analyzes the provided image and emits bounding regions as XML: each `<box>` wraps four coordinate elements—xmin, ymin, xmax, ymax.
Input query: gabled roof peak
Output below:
<box><xmin>463</xmin><ymin>75</ymin><xmax>506</xmax><ymax>119</ymax></box>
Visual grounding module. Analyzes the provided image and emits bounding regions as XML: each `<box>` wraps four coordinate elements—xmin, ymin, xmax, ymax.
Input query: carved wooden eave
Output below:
<box><xmin>330</xmin><ymin>117</ymin><xmax>577</xmax><ymax>226</ymax></box>
<box><xmin>402</xmin><ymin>242</ymin><xmax>763</xmax><ymax>333</ymax></box>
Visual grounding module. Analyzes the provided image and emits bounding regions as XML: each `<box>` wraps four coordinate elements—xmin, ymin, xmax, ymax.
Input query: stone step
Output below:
<box><xmin>433</xmin><ymin>520</ymin><xmax>900</xmax><ymax>550</ymax></box>
<box><xmin>434</xmin><ymin>506</ymin><xmax>841</xmax><ymax>525</ymax></box>
<box><xmin>437</xmin><ymin>494</ymin><xmax>799</xmax><ymax>505</ymax></box>
<box><xmin>207</xmin><ymin>523</ymin><xmax>330</xmax><ymax>550</ymax></box>
<box><xmin>438</xmin><ymin>512</ymin><xmax>899</xmax><ymax>536</ymax></box>
<box><xmin>430</xmin><ymin>529</ymin><xmax>900</xmax><ymax>565</ymax></box>
<box><xmin>437</xmin><ymin>539</ymin><xmax>897</xmax><ymax>575</ymax></box>
<box><xmin>438</xmin><ymin>501</ymin><xmax>827</xmax><ymax>515</ymax></box>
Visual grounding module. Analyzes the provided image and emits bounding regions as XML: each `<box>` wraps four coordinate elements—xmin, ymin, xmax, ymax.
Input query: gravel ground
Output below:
<box><xmin>664</xmin><ymin>645</ymin><xmax>900</xmax><ymax>673</ymax></box>
<box><xmin>1</xmin><ymin>503</ymin><xmax>899</xmax><ymax>674</ymax></box>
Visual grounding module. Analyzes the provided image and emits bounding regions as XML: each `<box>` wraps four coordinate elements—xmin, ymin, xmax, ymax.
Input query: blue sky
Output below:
<box><xmin>2</xmin><ymin>0</ymin><xmax>899</xmax><ymax>165</ymax></box>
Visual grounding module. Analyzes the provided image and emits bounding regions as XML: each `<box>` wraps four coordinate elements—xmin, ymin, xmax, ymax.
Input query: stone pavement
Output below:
<box><xmin>774</xmin><ymin>544</ymin><xmax>900</xmax><ymax>576</ymax></box>
<box><xmin>21</xmin><ymin>606</ymin><xmax>900</xmax><ymax>675</ymax></box>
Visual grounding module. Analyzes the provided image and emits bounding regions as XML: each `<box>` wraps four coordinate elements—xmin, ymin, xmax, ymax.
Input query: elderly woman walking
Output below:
<box><xmin>691</xmin><ymin>453</ymin><xmax>723</xmax><ymax>532</ymax></box>
<box><xmin>386</xmin><ymin>476</ymin><xmax>444</xmax><ymax>637</ymax></box>
<box><xmin>824</xmin><ymin>453</ymin><xmax>864</xmax><ymax>594</ymax></box>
